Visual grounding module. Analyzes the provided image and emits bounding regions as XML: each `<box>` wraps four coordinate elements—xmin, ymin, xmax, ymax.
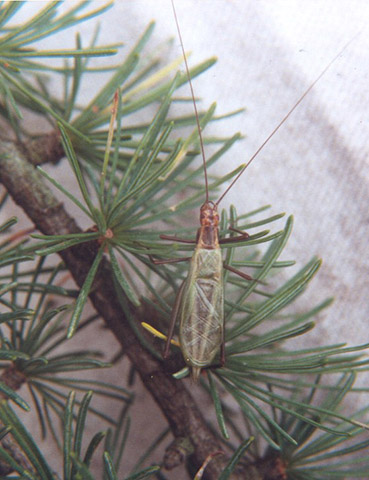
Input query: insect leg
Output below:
<box><xmin>149</xmin><ymin>255</ymin><xmax>191</xmax><ymax>265</ymax></box>
<box><xmin>229</xmin><ymin>227</ymin><xmax>249</xmax><ymax>236</ymax></box>
<box><xmin>223</xmin><ymin>263</ymin><xmax>254</xmax><ymax>282</ymax></box>
<box><xmin>220</xmin><ymin>322</ymin><xmax>226</xmax><ymax>367</ymax></box>
<box><xmin>163</xmin><ymin>280</ymin><xmax>186</xmax><ymax>359</ymax></box>
<box><xmin>219</xmin><ymin>228</ymin><xmax>249</xmax><ymax>245</ymax></box>
<box><xmin>149</xmin><ymin>234</ymin><xmax>194</xmax><ymax>264</ymax></box>
<box><xmin>160</xmin><ymin>234</ymin><xmax>196</xmax><ymax>243</ymax></box>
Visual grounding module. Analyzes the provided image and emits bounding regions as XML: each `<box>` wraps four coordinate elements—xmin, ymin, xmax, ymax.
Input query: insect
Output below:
<box><xmin>149</xmin><ymin>1</ymin><xmax>357</xmax><ymax>381</ymax></box>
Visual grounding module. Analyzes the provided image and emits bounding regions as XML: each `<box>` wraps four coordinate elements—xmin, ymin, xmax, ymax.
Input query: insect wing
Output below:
<box><xmin>178</xmin><ymin>247</ymin><xmax>224</xmax><ymax>370</ymax></box>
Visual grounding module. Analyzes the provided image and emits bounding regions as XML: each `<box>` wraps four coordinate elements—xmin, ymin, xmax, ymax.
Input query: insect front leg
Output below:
<box><xmin>160</xmin><ymin>234</ymin><xmax>196</xmax><ymax>244</ymax></box>
<box><xmin>219</xmin><ymin>227</ymin><xmax>250</xmax><ymax>245</ymax></box>
<box><xmin>148</xmin><ymin>234</ymin><xmax>195</xmax><ymax>264</ymax></box>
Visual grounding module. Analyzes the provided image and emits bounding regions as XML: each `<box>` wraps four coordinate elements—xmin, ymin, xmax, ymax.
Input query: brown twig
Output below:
<box><xmin>17</xmin><ymin>130</ymin><xmax>64</xmax><ymax>166</ymax></box>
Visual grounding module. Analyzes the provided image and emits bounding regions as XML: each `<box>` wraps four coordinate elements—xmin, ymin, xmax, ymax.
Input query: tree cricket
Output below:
<box><xmin>148</xmin><ymin>1</ymin><xmax>358</xmax><ymax>382</ymax></box>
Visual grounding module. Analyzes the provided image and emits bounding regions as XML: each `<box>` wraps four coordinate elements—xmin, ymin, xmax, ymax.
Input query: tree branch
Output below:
<box><xmin>18</xmin><ymin>130</ymin><xmax>64</xmax><ymax>166</ymax></box>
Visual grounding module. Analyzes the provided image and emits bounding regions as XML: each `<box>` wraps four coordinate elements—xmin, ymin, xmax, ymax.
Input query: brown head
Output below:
<box><xmin>198</xmin><ymin>202</ymin><xmax>220</xmax><ymax>248</ymax></box>
<box><xmin>200</xmin><ymin>201</ymin><xmax>219</xmax><ymax>228</ymax></box>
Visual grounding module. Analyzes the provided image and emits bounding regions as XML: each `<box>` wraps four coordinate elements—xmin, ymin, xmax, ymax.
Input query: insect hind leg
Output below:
<box><xmin>163</xmin><ymin>281</ymin><xmax>186</xmax><ymax>359</ymax></box>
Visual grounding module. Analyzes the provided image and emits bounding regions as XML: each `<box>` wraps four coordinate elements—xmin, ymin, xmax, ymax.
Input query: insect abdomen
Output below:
<box><xmin>179</xmin><ymin>248</ymin><xmax>224</xmax><ymax>377</ymax></box>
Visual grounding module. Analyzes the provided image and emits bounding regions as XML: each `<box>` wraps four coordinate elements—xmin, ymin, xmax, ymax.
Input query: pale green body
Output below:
<box><xmin>177</xmin><ymin>245</ymin><xmax>224</xmax><ymax>380</ymax></box>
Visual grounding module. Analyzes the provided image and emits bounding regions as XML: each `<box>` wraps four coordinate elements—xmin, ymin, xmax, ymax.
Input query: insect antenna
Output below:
<box><xmin>171</xmin><ymin>1</ymin><xmax>359</xmax><ymax>209</ymax></box>
<box><xmin>171</xmin><ymin>0</ymin><xmax>209</xmax><ymax>203</ymax></box>
<box><xmin>215</xmin><ymin>33</ymin><xmax>360</xmax><ymax>206</ymax></box>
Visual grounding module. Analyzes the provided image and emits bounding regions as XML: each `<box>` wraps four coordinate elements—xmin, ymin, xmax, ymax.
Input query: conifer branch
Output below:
<box><xmin>0</xmin><ymin>139</ymin><xmax>248</xmax><ymax>479</ymax></box>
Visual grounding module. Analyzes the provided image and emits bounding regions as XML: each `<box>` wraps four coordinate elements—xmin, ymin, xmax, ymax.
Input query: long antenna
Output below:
<box><xmin>171</xmin><ymin>0</ymin><xmax>209</xmax><ymax>202</ymax></box>
<box><xmin>171</xmin><ymin>1</ymin><xmax>358</xmax><ymax>208</ymax></box>
<box><xmin>215</xmin><ymin>33</ymin><xmax>359</xmax><ymax>206</ymax></box>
